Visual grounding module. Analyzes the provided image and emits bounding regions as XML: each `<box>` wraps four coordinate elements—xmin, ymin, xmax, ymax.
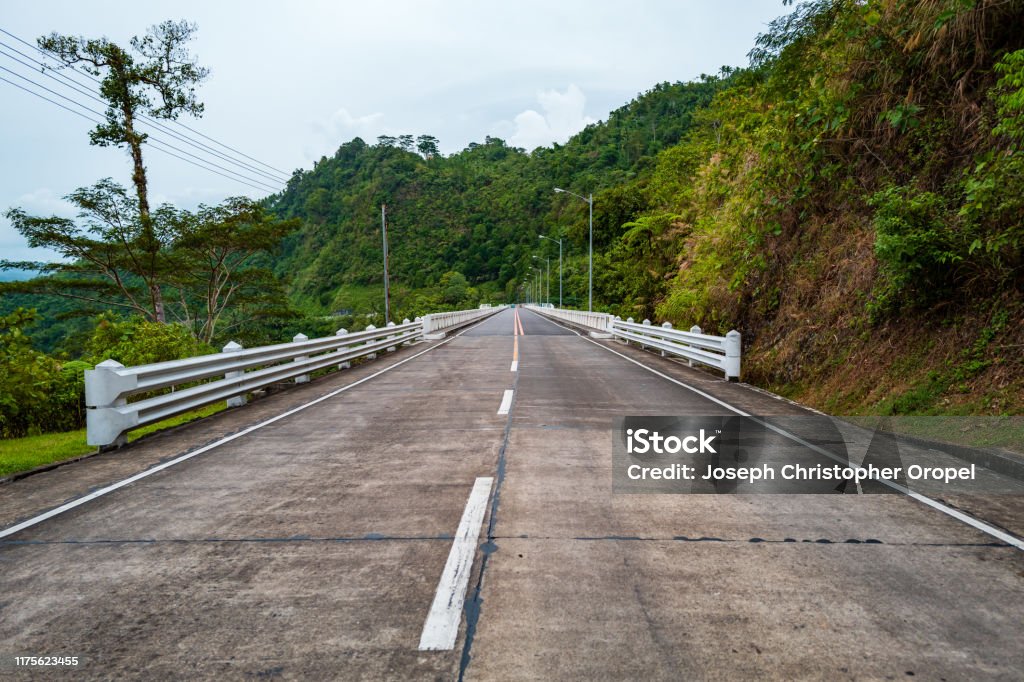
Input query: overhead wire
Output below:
<box><xmin>0</xmin><ymin>27</ymin><xmax>291</xmax><ymax>177</ymax></box>
<box><xmin>0</xmin><ymin>63</ymin><xmax>282</xmax><ymax>193</ymax></box>
<box><xmin>0</xmin><ymin>38</ymin><xmax>288</xmax><ymax>184</ymax></box>
<box><xmin>0</xmin><ymin>26</ymin><xmax>291</xmax><ymax>189</ymax></box>
<box><xmin>0</xmin><ymin>73</ymin><xmax>276</xmax><ymax>195</ymax></box>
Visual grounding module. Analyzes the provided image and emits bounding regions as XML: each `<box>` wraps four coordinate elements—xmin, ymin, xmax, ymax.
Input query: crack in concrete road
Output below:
<box><xmin>486</xmin><ymin>534</ymin><xmax>1013</xmax><ymax>547</ymax></box>
<box><xmin>0</xmin><ymin>534</ymin><xmax>455</xmax><ymax>546</ymax></box>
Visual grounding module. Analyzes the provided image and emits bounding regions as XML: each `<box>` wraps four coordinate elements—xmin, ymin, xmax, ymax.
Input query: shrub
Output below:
<box><xmin>0</xmin><ymin>308</ymin><xmax>90</xmax><ymax>438</ymax></box>
<box><xmin>869</xmin><ymin>186</ymin><xmax>967</xmax><ymax>315</ymax></box>
<box><xmin>85</xmin><ymin>313</ymin><xmax>213</xmax><ymax>366</ymax></box>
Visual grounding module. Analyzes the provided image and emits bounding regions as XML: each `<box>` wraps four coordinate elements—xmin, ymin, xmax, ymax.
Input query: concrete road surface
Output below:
<box><xmin>1</xmin><ymin>307</ymin><xmax>1022</xmax><ymax>680</ymax></box>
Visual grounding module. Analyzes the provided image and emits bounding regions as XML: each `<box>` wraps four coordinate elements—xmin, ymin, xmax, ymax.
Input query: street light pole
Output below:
<box><xmin>381</xmin><ymin>203</ymin><xmax>390</xmax><ymax>325</ymax></box>
<box><xmin>539</xmin><ymin>234</ymin><xmax>562</xmax><ymax>308</ymax></box>
<box><xmin>532</xmin><ymin>256</ymin><xmax>550</xmax><ymax>306</ymax></box>
<box><xmin>554</xmin><ymin>188</ymin><xmax>594</xmax><ymax>311</ymax></box>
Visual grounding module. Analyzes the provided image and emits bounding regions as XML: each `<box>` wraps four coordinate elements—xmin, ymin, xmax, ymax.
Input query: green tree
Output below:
<box><xmin>38</xmin><ymin>20</ymin><xmax>209</xmax><ymax>322</ymax></box>
<box><xmin>4</xmin><ymin>179</ymin><xmax>173</xmax><ymax>320</ymax></box>
<box><xmin>0</xmin><ymin>309</ymin><xmax>87</xmax><ymax>437</ymax></box>
<box><xmin>416</xmin><ymin>134</ymin><xmax>440</xmax><ymax>159</ymax></box>
<box><xmin>161</xmin><ymin>198</ymin><xmax>301</xmax><ymax>343</ymax></box>
<box><xmin>439</xmin><ymin>271</ymin><xmax>470</xmax><ymax>305</ymax></box>
<box><xmin>3</xmin><ymin>186</ymin><xmax>298</xmax><ymax>345</ymax></box>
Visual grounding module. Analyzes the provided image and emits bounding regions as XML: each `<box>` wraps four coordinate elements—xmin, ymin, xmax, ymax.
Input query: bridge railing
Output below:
<box><xmin>526</xmin><ymin>305</ymin><xmax>740</xmax><ymax>381</ymax></box>
<box><xmin>523</xmin><ymin>306</ymin><xmax>614</xmax><ymax>332</ymax></box>
<box><xmin>423</xmin><ymin>307</ymin><xmax>500</xmax><ymax>335</ymax></box>
<box><xmin>85</xmin><ymin>306</ymin><xmax>501</xmax><ymax>447</ymax></box>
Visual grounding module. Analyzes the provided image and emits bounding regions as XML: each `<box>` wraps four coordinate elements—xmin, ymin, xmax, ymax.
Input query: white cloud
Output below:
<box><xmin>13</xmin><ymin>187</ymin><xmax>74</xmax><ymax>218</ymax></box>
<box><xmin>309</xmin><ymin>107</ymin><xmax>389</xmax><ymax>160</ymax></box>
<box><xmin>502</xmin><ymin>84</ymin><xmax>597</xmax><ymax>151</ymax></box>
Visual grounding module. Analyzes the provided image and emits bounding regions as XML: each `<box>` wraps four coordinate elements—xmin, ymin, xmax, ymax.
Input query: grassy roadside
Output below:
<box><xmin>0</xmin><ymin>403</ymin><xmax>226</xmax><ymax>478</ymax></box>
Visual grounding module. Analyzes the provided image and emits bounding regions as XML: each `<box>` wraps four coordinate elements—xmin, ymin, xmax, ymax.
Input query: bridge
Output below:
<box><xmin>1</xmin><ymin>306</ymin><xmax>1022</xmax><ymax>679</ymax></box>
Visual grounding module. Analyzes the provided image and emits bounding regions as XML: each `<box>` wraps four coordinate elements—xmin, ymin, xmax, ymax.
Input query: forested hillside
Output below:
<box><xmin>271</xmin><ymin>0</ymin><xmax>1023</xmax><ymax>415</ymax></box>
<box><xmin>267</xmin><ymin>76</ymin><xmax>726</xmax><ymax>315</ymax></box>
<box><xmin>6</xmin><ymin>0</ymin><xmax>1022</xmax><ymax>418</ymax></box>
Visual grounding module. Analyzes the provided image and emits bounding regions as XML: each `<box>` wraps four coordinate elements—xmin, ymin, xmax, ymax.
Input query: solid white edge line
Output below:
<box><xmin>0</xmin><ymin>315</ymin><xmax>498</xmax><ymax>540</ymax></box>
<box><xmin>510</xmin><ymin>361</ymin><xmax>518</xmax><ymax>372</ymax></box>
<box><xmin>541</xmin><ymin>314</ymin><xmax>1024</xmax><ymax>551</ymax></box>
<box><xmin>497</xmin><ymin>389</ymin><xmax>514</xmax><ymax>415</ymax></box>
<box><xmin>418</xmin><ymin>476</ymin><xmax>494</xmax><ymax>651</ymax></box>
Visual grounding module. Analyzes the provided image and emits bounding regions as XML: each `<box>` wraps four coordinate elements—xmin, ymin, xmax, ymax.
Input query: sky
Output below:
<box><xmin>0</xmin><ymin>0</ymin><xmax>789</xmax><ymax>264</ymax></box>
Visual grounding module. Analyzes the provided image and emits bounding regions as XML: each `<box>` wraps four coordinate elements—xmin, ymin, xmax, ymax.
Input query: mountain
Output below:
<box><xmin>271</xmin><ymin>0</ymin><xmax>1024</xmax><ymax>415</ymax></box>
<box><xmin>7</xmin><ymin>0</ymin><xmax>1022</xmax><ymax>415</ymax></box>
<box><xmin>265</xmin><ymin>77</ymin><xmax>729</xmax><ymax>316</ymax></box>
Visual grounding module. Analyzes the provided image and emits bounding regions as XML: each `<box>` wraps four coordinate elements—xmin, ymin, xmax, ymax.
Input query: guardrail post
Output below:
<box><xmin>222</xmin><ymin>341</ymin><xmax>247</xmax><ymax>407</ymax></box>
<box><xmin>725</xmin><ymin>330</ymin><xmax>741</xmax><ymax>381</ymax></box>
<box><xmin>660</xmin><ymin>322</ymin><xmax>672</xmax><ymax>356</ymax></box>
<box><xmin>293</xmin><ymin>333</ymin><xmax>311</xmax><ymax>383</ymax></box>
<box><xmin>402</xmin><ymin>319</ymin><xmax>413</xmax><ymax>345</ymax></box>
<box><xmin>85</xmin><ymin>359</ymin><xmax>132</xmax><ymax>449</ymax></box>
<box><xmin>688</xmin><ymin>326</ymin><xmax>702</xmax><ymax>366</ymax></box>
<box><xmin>640</xmin><ymin>319</ymin><xmax>650</xmax><ymax>349</ymax></box>
<box><xmin>386</xmin><ymin>321</ymin><xmax>397</xmax><ymax>352</ymax></box>
<box><xmin>365</xmin><ymin>325</ymin><xmax>378</xmax><ymax>358</ymax></box>
<box><xmin>422</xmin><ymin>315</ymin><xmax>445</xmax><ymax>340</ymax></box>
<box><xmin>335</xmin><ymin>329</ymin><xmax>351</xmax><ymax>369</ymax></box>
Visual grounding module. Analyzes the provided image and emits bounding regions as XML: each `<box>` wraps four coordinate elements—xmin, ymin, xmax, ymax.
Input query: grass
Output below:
<box><xmin>0</xmin><ymin>402</ymin><xmax>226</xmax><ymax>478</ymax></box>
<box><xmin>844</xmin><ymin>415</ymin><xmax>1024</xmax><ymax>455</ymax></box>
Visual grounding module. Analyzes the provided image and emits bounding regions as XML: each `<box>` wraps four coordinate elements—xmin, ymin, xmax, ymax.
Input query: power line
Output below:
<box><xmin>0</xmin><ymin>40</ymin><xmax>289</xmax><ymax>184</ymax></box>
<box><xmin>0</xmin><ymin>67</ymin><xmax>280</xmax><ymax>194</ymax></box>
<box><xmin>0</xmin><ymin>73</ymin><xmax>273</xmax><ymax>194</ymax></box>
<box><xmin>0</xmin><ymin>26</ymin><xmax>291</xmax><ymax>180</ymax></box>
<box><xmin>144</xmin><ymin>142</ymin><xmax>283</xmax><ymax>194</ymax></box>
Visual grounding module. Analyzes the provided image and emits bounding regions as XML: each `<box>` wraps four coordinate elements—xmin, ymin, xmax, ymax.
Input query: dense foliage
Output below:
<box><xmin>269</xmin><ymin>0</ymin><xmax>1023</xmax><ymax>414</ymax></box>
<box><xmin>268</xmin><ymin>77</ymin><xmax>728</xmax><ymax>319</ymax></box>
<box><xmin>5</xmin><ymin>0</ymin><xmax>1023</xmax><ymax>436</ymax></box>
<box><xmin>0</xmin><ymin>309</ymin><xmax>212</xmax><ymax>438</ymax></box>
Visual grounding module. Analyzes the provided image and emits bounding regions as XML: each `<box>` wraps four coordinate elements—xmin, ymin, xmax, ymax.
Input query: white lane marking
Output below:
<box><xmin>419</xmin><ymin>477</ymin><xmax>493</xmax><ymax>650</ymax></box>
<box><xmin>548</xmin><ymin>317</ymin><xmax>1024</xmax><ymax>551</ymax></box>
<box><xmin>497</xmin><ymin>389</ymin><xmax>514</xmax><ymax>415</ymax></box>
<box><xmin>0</xmin><ymin>318</ymin><xmax>495</xmax><ymax>541</ymax></box>
<box><xmin>510</xmin><ymin>361</ymin><xmax>518</xmax><ymax>372</ymax></box>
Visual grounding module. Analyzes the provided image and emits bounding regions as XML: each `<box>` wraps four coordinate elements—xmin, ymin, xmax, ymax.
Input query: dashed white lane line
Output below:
<box><xmin>510</xmin><ymin>360</ymin><xmax>518</xmax><ymax>372</ymax></box>
<box><xmin>419</xmin><ymin>476</ymin><xmax>494</xmax><ymax>650</ymax></box>
<box><xmin>497</xmin><ymin>389</ymin><xmax>514</xmax><ymax>415</ymax></box>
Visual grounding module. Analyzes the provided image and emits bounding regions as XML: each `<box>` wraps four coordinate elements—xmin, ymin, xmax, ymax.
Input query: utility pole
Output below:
<box><xmin>545</xmin><ymin>257</ymin><xmax>550</xmax><ymax>305</ymax></box>
<box><xmin>381</xmin><ymin>204</ymin><xmax>390</xmax><ymax>325</ymax></box>
<box><xmin>539</xmin><ymin>234</ymin><xmax>562</xmax><ymax>308</ymax></box>
<box><xmin>588</xmin><ymin>192</ymin><xmax>593</xmax><ymax>312</ymax></box>
<box><xmin>553</xmin><ymin>188</ymin><xmax>594</xmax><ymax>311</ymax></box>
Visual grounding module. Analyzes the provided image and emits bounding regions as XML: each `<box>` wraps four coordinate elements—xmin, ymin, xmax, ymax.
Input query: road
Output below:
<box><xmin>1</xmin><ymin>307</ymin><xmax>1022</xmax><ymax>679</ymax></box>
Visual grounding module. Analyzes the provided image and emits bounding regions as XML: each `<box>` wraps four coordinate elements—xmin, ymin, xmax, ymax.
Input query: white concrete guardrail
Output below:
<box><xmin>85</xmin><ymin>306</ymin><xmax>502</xmax><ymax>447</ymax></box>
<box><xmin>526</xmin><ymin>305</ymin><xmax>740</xmax><ymax>381</ymax></box>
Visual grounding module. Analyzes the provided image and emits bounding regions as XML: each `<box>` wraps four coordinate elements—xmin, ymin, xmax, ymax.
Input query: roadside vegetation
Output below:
<box><xmin>0</xmin><ymin>402</ymin><xmax>224</xmax><ymax>478</ymax></box>
<box><xmin>2</xmin><ymin>1</ymin><xmax>1022</xmax><ymax>479</ymax></box>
